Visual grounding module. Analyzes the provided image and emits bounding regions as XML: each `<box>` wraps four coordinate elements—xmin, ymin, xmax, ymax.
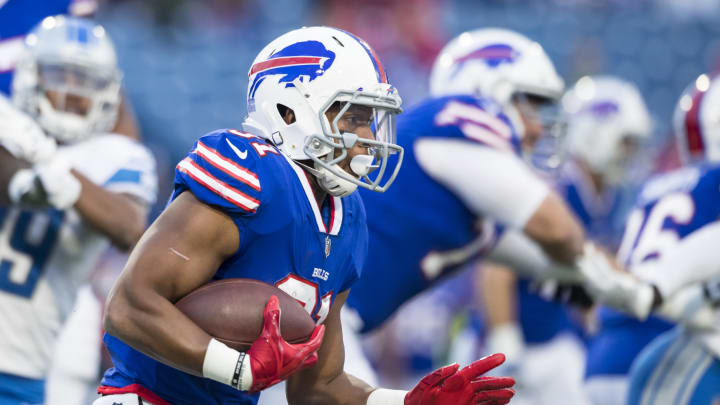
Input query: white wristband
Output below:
<box><xmin>202</xmin><ymin>338</ymin><xmax>253</xmax><ymax>391</ymax></box>
<box><xmin>367</xmin><ymin>388</ymin><xmax>407</xmax><ymax>405</ymax></box>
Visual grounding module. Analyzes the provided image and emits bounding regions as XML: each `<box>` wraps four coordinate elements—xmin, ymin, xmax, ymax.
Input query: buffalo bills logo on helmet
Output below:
<box><xmin>248</xmin><ymin>40</ymin><xmax>336</xmax><ymax>99</ymax></box>
<box><xmin>452</xmin><ymin>44</ymin><xmax>519</xmax><ymax>77</ymax></box>
<box><xmin>582</xmin><ymin>101</ymin><xmax>620</xmax><ymax>119</ymax></box>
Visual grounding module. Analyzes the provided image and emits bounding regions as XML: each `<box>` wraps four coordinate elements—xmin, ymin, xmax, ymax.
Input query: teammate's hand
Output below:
<box><xmin>404</xmin><ymin>354</ymin><xmax>515</xmax><ymax>405</ymax></box>
<box><xmin>0</xmin><ymin>93</ymin><xmax>56</xmax><ymax>163</ymax></box>
<box><xmin>577</xmin><ymin>242</ymin><xmax>655</xmax><ymax>320</ymax></box>
<box><xmin>247</xmin><ymin>295</ymin><xmax>325</xmax><ymax>392</ymax></box>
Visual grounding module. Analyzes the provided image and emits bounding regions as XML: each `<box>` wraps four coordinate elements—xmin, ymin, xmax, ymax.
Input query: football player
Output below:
<box><xmin>480</xmin><ymin>76</ymin><xmax>652</xmax><ymax>405</ymax></box>
<box><xmin>0</xmin><ymin>16</ymin><xmax>157</xmax><ymax>405</ymax></box>
<box><xmin>343</xmin><ymin>26</ymin><xmax>587</xmax><ymax>379</ymax></box>
<box><xmin>0</xmin><ymin>0</ymin><xmax>96</xmax><ymax>95</ymax></box>
<box><xmin>583</xmin><ymin>73</ymin><xmax>720</xmax><ymax>405</ymax></box>
<box><xmin>96</xmin><ymin>26</ymin><xmax>515</xmax><ymax>405</ymax></box>
<box><xmin>0</xmin><ymin>0</ymin><xmax>139</xmax><ymax>140</ymax></box>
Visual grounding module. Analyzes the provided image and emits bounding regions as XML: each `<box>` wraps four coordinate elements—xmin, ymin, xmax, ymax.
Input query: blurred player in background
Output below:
<box><xmin>0</xmin><ymin>0</ymin><xmax>97</xmax><ymax>94</ymax></box>
<box><xmin>346</xmin><ymin>25</ymin><xmax>581</xmax><ymax>339</ymax></box>
<box><xmin>479</xmin><ymin>76</ymin><xmax>652</xmax><ymax>405</ymax></box>
<box><xmin>579</xmin><ymin>74</ymin><xmax>720</xmax><ymax>405</ymax></box>
<box><xmin>0</xmin><ymin>0</ymin><xmax>140</xmax><ymax>140</ymax></box>
<box><xmin>0</xmin><ymin>15</ymin><xmax>157</xmax><ymax>405</ymax></box>
<box><xmin>618</xmin><ymin>73</ymin><xmax>720</xmax><ymax>405</ymax></box>
<box><xmin>97</xmin><ymin>26</ymin><xmax>514</xmax><ymax>405</ymax></box>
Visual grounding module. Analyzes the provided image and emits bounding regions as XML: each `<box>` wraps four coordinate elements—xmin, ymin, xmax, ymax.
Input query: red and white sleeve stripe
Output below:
<box><xmin>177</xmin><ymin>157</ymin><xmax>260</xmax><ymax>212</ymax></box>
<box><xmin>194</xmin><ymin>141</ymin><xmax>261</xmax><ymax>191</ymax></box>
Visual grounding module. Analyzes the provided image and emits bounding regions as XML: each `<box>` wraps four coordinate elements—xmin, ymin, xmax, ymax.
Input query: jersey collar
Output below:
<box><xmin>282</xmin><ymin>154</ymin><xmax>343</xmax><ymax>235</ymax></box>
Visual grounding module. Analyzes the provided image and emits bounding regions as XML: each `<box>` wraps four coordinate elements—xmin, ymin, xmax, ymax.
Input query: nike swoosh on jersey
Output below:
<box><xmin>226</xmin><ymin>138</ymin><xmax>248</xmax><ymax>159</ymax></box>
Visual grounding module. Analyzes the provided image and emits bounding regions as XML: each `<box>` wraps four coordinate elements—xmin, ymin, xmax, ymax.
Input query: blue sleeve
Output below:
<box><xmin>431</xmin><ymin>96</ymin><xmax>522</xmax><ymax>154</ymax></box>
<box><xmin>172</xmin><ymin>130</ymin><xmax>265</xmax><ymax>217</ymax></box>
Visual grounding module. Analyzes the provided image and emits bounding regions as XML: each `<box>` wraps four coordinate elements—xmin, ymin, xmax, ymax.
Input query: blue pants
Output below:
<box><xmin>627</xmin><ymin>328</ymin><xmax>720</xmax><ymax>405</ymax></box>
<box><xmin>0</xmin><ymin>371</ymin><xmax>44</xmax><ymax>405</ymax></box>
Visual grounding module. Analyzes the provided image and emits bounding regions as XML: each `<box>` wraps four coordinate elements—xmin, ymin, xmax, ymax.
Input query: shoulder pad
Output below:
<box><xmin>173</xmin><ymin>129</ymin><xmax>281</xmax><ymax>215</ymax></box>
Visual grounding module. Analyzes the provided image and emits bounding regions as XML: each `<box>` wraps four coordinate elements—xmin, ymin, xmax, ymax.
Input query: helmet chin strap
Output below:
<box><xmin>317</xmin><ymin>165</ymin><xmax>357</xmax><ymax>197</ymax></box>
<box><xmin>296</xmin><ymin>154</ymin><xmax>378</xmax><ymax>198</ymax></box>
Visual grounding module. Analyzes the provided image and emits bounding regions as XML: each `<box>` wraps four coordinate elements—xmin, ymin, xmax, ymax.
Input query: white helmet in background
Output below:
<box><xmin>242</xmin><ymin>26</ymin><xmax>403</xmax><ymax>197</ymax></box>
<box><xmin>562</xmin><ymin>76</ymin><xmax>652</xmax><ymax>184</ymax></box>
<box><xmin>429</xmin><ymin>28</ymin><xmax>564</xmax><ymax>136</ymax></box>
<box><xmin>12</xmin><ymin>15</ymin><xmax>122</xmax><ymax>143</ymax></box>
<box><xmin>673</xmin><ymin>73</ymin><xmax>720</xmax><ymax>164</ymax></box>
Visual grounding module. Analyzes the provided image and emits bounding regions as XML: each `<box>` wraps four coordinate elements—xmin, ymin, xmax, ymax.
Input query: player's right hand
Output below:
<box><xmin>404</xmin><ymin>354</ymin><xmax>515</xmax><ymax>405</ymax></box>
<box><xmin>577</xmin><ymin>242</ymin><xmax>656</xmax><ymax>320</ymax></box>
<box><xmin>247</xmin><ymin>295</ymin><xmax>325</xmax><ymax>393</ymax></box>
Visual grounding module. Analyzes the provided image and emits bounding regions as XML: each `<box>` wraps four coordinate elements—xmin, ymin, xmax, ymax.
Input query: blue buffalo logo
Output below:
<box><xmin>582</xmin><ymin>101</ymin><xmax>620</xmax><ymax>119</ymax></box>
<box><xmin>451</xmin><ymin>43</ymin><xmax>519</xmax><ymax>77</ymax></box>
<box><xmin>248</xmin><ymin>40</ymin><xmax>336</xmax><ymax>100</ymax></box>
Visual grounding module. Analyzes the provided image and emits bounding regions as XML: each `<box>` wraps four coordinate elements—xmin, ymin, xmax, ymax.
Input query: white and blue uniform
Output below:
<box><xmin>622</xmin><ymin>163</ymin><xmax>720</xmax><ymax>405</ymax></box>
<box><xmin>100</xmin><ymin>129</ymin><xmax>367</xmax><ymax>405</ymax></box>
<box><xmin>0</xmin><ymin>0</ymin><xmax>95</xmax><ymax>95</ymax></box>
<box><xmin>0</xmin><ymin>133</ymin><xmax>156</xmax><ymax>404</ymax></box>
<box><xmin>587</xmin><ymin>163</ymin><xmax>720</xmax><ymax>405</ymax></box>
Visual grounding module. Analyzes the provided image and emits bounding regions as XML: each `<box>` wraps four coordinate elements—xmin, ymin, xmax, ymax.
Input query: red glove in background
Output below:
<box><xmin>405</xmin><ymin>353</ymin><xmax>515</xmax><ymax>405</ymax></box>
<box><xmin>247</xmin><ymin>295</ymin><xmax>325</xmax><ymax>392</ymax></box>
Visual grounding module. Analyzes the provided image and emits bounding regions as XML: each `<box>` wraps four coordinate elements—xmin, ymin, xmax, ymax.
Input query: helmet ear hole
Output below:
<box><xmin>276</xmin><ymin>104</ymin><xmax>296</xmax><ymax>124</ymax></box>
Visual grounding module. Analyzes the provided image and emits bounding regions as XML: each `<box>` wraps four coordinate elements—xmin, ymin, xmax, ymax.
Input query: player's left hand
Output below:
<box><xmin>404</xmin><ymin>353</ymin><xmax>515</xmax><ymax>405</ymax></box>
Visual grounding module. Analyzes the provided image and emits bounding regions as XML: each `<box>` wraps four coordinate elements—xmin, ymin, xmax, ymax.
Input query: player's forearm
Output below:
<box><xmin>104</xmin><ymin>278</ymin><xmax>212</xmax><ymax>377</ymax></box>
<box><xmin>0</xmin><ymin>146</ymin><xmax>30</xmax><ymax>204</ymax></box>
<box><xmin>481</xmin><ymin>263</ymin><xmax>517</xmax><ymax>327</ymax></box>
<box><xmin>523</xmin><ymin>193</ymin><xmax>585</xmax><ymax>265</ymax></box>
<box><xmin>287</xmin><ymin>371</ymin><xmax>376</xmax><ymax>405</ymax></box>
<box><xmin>71</xmin><ymin>170</ymin><xmax>147</xmax><ymax>251</ymax></box>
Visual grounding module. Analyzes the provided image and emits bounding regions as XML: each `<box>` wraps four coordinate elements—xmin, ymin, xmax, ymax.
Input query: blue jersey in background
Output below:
<box><xmin>586</xmin><ymin>162</ymin><xmax>720</xmax><ymax>378</ymax></box>
<box><xmin>347</xmin><ymin>94</ymin><xmax>520</xmax><ymax>333</ymax></box>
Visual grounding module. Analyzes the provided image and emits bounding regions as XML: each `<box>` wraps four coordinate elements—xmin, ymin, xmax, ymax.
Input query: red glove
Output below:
<box><xmin>247</xmin><ymin>296</ymin><xmax>325</xmax><ymax>392</ymax></box>
<box><xmin>405</xmin><ymin>353</ymin><xmax>515</xmax><ymax>405</ymax></box>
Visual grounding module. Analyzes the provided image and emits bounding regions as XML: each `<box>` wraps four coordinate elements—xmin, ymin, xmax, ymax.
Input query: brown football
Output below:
<box><xmin>176</xmin><ymin>278</ymin><xmax>315</xmax><ymax>351</ymax></box>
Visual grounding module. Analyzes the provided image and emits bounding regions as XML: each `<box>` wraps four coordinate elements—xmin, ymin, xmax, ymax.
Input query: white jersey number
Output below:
<box><xmin>275</xmin><ymin>274</ymin><xmax>332</xmax><ymax>324</ymax></box>
<box><xmin>617</xmin><ymin>192</ymin><xmax>695</xmax><ymax>268</ymax></box>
<box><xmin>0</xmin><ymin>208</ymin><xmax>63</xmax><ymax>298</ymax></box>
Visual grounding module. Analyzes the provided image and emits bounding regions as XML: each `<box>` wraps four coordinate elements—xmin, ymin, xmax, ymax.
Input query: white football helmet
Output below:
<box><xmin>673</xmin><ymin>73</ymin><xmax>720</xmax><ymax>164</ymax></box>
<box><xmin>12</xmin><ymin>15</ymin><xmax>121</xmax><ymax>143</ymax></box>
<box><xmin>242</xmin><ymin>26</ymin><xmax>403</xmax><ymax>197</ymax></box>
<box><xmin>429</xmin><ymin>28</ymin><xmax>564</xmax><ymax>135</ymax></box>
<box><xmin>562</xmin><ymin>76</ymin><xmax>652</xmax><ymax>184</ymax></box>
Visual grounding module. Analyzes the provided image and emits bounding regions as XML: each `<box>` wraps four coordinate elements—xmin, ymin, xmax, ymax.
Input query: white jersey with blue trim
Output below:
<box><xmin>0</xmin><ymin>133</ymin><xmax>157</xmax><ymax>379</ymax></box>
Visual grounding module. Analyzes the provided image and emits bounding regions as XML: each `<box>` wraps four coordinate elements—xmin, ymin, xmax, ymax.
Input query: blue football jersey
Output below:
<box><xmin>587</xmin><ymin>162</ymin><xmax>720</xmax><ymax>377</ymax></box>
<box><xmin>100</xmin><ymin>130</ymin><xmax>367</xmax><ymax>405</ymax></box>
<box><xmin>347</xmin><ymin>95</ymin><xmax>519</xmax><ymax>333</ymax></box>
<box><xmin>0</xmin><ymin>0</ymin><xmax>96</xmax><ymax>94</ymax></box>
